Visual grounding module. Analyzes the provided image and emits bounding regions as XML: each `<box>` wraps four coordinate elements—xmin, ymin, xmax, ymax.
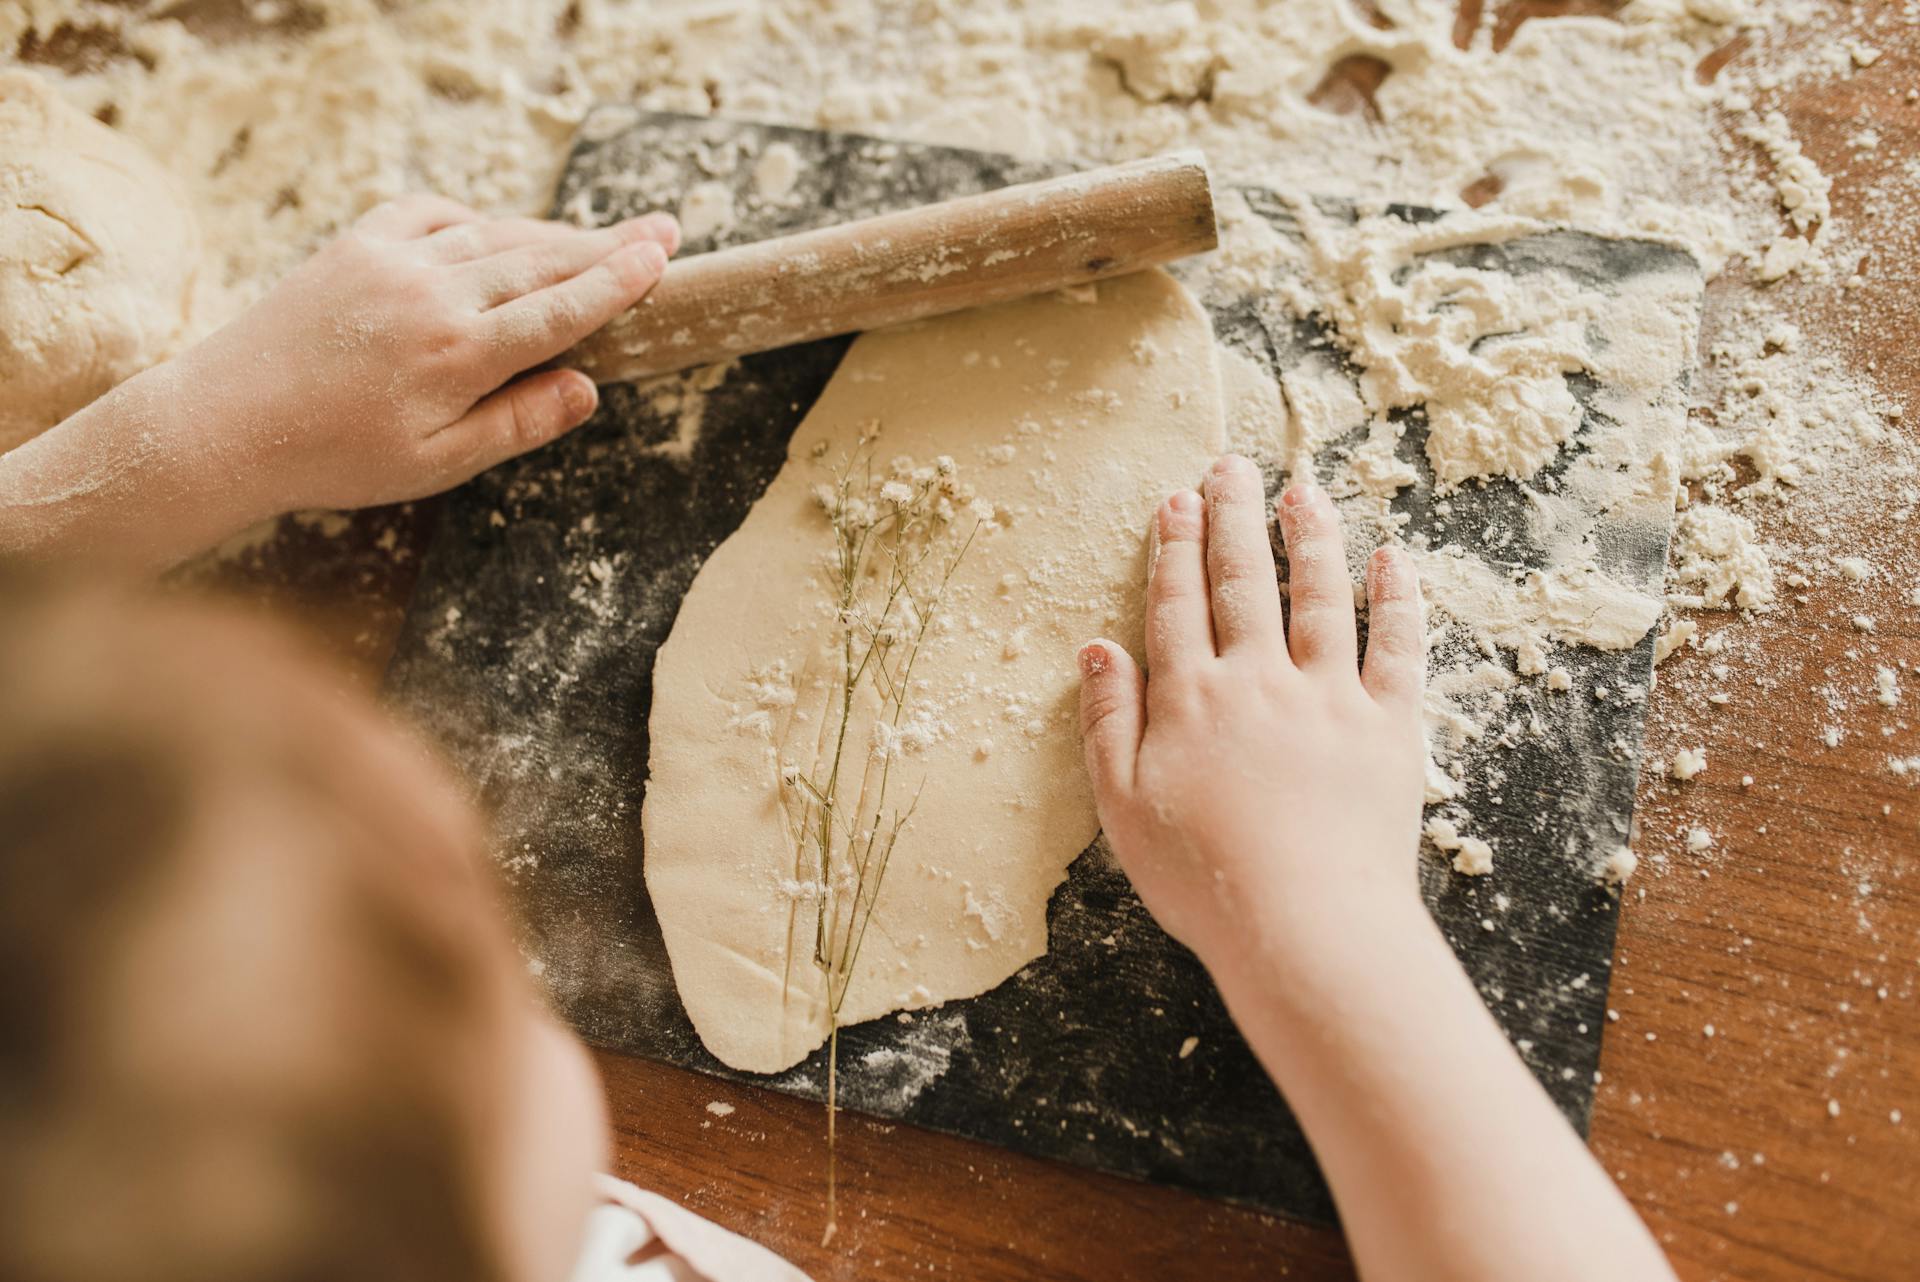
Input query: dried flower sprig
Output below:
<box><xmin>778</xmin><ymin>427</ymin><xmax>988</xmax><ymax>1245</ymax></box>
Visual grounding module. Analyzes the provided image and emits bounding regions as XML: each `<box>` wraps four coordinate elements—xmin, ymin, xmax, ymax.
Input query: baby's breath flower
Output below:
<box><xmin>792</xmin><ymin>439</ymin><xmax>990</xmax><ymax>1068</ymax></box>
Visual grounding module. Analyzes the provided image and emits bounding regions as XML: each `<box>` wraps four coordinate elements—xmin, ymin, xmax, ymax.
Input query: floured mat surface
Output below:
<box><xmin>385</xmin><ymin>112</ymin><xmax>1702</xmax><ymax>1222</ymax></box>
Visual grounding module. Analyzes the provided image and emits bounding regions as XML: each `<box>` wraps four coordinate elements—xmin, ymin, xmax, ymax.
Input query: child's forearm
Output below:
<box><xmin>0</xmin><ymin>354</ymin><xmax>271</xmax><ymax>573</ymax></box>
<box><xmin>1210</xmin><ymin>901</ymin><xmax>1677</xmax><ymax>1282</ymax></box>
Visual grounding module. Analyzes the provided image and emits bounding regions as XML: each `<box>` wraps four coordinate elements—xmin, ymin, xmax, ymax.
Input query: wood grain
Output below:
<box><xmin>1584</xmin><ymin>35</ymin><xmax>1920</xmax><ymax>1282</ymax></box>
<box><xmin>182</xmin><ymin>15</ymin><xmax>1918</xmax><ymax>1282</ymax></box>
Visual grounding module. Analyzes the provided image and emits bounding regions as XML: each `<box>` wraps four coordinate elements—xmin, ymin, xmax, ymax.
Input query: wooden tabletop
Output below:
<box><xmin>185</xmin><ymin>26</ymin><xmax>1920</xmax><ymax>1282</ymax></box>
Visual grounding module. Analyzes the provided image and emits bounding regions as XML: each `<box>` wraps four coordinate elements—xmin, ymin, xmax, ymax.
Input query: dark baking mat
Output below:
<box><xmin>385</xmin><ymin>112</ymin><xmax>1699</xmax><ymax>1223</ymax></box>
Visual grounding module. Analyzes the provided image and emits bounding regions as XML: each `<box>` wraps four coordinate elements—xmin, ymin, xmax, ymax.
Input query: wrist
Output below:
<box><xmin>136</xmin><ymin>342</ymin><xmax>305</xmax><ymax>558</ymax></box>
<box><xmin>1202</xmin><ymin>892</ymin><xmax>1485</xmax><ymax>1124</ymax></box>
<box><xmin>0</xmin><ymin>355</ymin><xmax>281</xmax><ymax>572</ymax></box>
<box><xmin>1202</xmin><ymin>880</ymin><xmax>1444</xmax><ymax>1020</ymax></box>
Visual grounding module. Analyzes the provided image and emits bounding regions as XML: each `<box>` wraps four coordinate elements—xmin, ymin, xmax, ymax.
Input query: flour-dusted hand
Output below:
<box><xmin>0</xmin><ymin>195</ymin><xmax>681</xmax><ymax>571</ymax></box>
<box><xmin>187</xmin><ymin>195</ymin><xmax>681</xmax><ymax>512</ymax></box>
<box><xmin>1077</xmin><ymin>453</ymin><xmax>1426</xmax><ymax>970</ymax></box>
<box><xmin>1076</xmin><ymin>453</ymin><xmax>1679</xmax><ymax>1282</ymax></box>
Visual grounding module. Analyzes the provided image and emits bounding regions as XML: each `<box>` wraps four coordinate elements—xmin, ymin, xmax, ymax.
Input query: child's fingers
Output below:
<box><xmin>424</xmin><ymin>212</ymin><xmax>680</xmax><ymax>267</ymax></box>
<box><xmin>422</xmin><ymin>369</ymin><xmax>599</xmax><ymax>485</ymax></box>
<box><xmin>1078</xmin><ymin>640</ymin><xmax>1145</xmax><ymax>802</ymax></box>
<box><xmin>420</xmin><ymin>217</ymin><xmax>576</xmax><ymax>264</ymax></box>
<box><xmin>1361</xmin><ymin>546</ymin><xmax>1425</xmax><ymax>710</ymax></box>
<box><xmin>476</xmin><ymin>241</ymin><xmax>669</xmax><ymax>372</ymax></box>
<box><xmin>1144</xmin><ymin>489</ymin><xmax>1214</xmax><ymax>689</ymax></box>
<box><xmin>1201</xmin><ymin>455</ymin><xmax>1285</xmax><ymax>657</ymax></box>
<box><xmin>463</xmin><ymin>218</ymin><xmax>678</xmax><ymax>308</ymax></box>
<box><xmin>1277</xmin><ymin>482</ymin><xmax>1359</xmax><ymax>672</ymax></box>
<box><xmin>354</xmin><ymin>194</ymin><xmax>480</xmax><ymax>241</ymax></box>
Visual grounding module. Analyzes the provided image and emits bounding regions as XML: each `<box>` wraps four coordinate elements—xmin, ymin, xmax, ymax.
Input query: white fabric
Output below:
<box><xmin>565</xmin><ymin>1175</ymin><xmax>811</xmax><ymax>1282</ymax></box>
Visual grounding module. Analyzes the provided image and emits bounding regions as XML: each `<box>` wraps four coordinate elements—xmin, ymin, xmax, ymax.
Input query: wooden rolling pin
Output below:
<box><xmin>568</xmin><ymin>150</ymin><xmax>1217</xmax><ymax>383</ymax></box>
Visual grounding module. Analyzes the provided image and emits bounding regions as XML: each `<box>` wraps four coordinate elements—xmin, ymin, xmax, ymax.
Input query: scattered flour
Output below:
<box><xmin>1602</xmin><ymin>846</ymin><xmax>1640</xmax><ymax>885</ymax></box>
<box><xmin>1284</xmin><ymin>209</ymin><xmax>1600</xmax><ymax>492</ymax></box>
<box><xmin>752</xmin><ymin>141</ymin><xmax>803</xmax><ymax>202</ymax></box>
<box><xmin>1655</xmin><ymin>618</ymin><xmax>1699</xmax><ymax>665</ymax></box>
<box><xmin>631</xmin><ymin>359</ymin><xmax>740</xmax><ymax>460</ymax></box>
<box><xmin>1670</xmin><ymin>746</ymin><xmax>1709</xmax><ymax>781</ymax></box>
<box><xmin>1668</xmin><ymin>507</ymin><xmax>1777</xmax><ymax>611</ymax></box>
<box><xmin>8</xmin><ymin>0</ymin><xmax>1915</xmax><ymax>895</ymax></box>
<box><xmin>1424</xmin><ymin>815</ymin><xmax>1495</xmax><ymax>877</ymax></box>
<box><xmin>677</xmin><ymin>179</ymin><xmax>736</xmax><ymax>244</ymax></box>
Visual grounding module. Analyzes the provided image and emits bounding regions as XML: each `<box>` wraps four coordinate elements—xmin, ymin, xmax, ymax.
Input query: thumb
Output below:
<box><xmin>1078</xmin><ymin>639</ymin><xmax>1145</xmax><ymax>805</ymax></box>
<box><xmin>426</xmin><ymin>368</ymin><xmax>598</xmax><ymax>485</ymax></box>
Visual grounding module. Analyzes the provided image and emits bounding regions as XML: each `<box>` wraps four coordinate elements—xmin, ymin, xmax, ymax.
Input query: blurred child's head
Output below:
<box><xmin>0</xmin><ymin>569</ymin><xmax>607</xmax><ymax>1282</ymax></box>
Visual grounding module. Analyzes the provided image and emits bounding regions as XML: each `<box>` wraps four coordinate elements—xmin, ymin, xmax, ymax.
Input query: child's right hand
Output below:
<box><xmin>180</xmin><ymin>194</ymin><xmax>680</xmax><ymax>516</ymax></box>
<box><xmin>1076</xmin><ymin>454</ymin><xmax>1428</xmax><ymax>979</ymax></box>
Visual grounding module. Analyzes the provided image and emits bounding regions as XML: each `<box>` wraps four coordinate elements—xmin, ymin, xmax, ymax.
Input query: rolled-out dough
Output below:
<box><xmin>643</xmin><ymin>269</ymin><xmax>1224</xmax><ymax>1073</ymax></box>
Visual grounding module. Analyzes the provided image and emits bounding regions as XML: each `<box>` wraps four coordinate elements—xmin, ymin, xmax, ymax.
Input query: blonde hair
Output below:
<box><xmin>0</xmin><ymin>568</ymin><xmax>514</xmax><ymax>1282</ymax></box>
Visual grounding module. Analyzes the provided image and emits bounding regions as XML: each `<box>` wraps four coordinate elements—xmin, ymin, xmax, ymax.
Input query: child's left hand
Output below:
<box><xmin>1077</xmin><ymin>457</ymin><xmax>1428</xmax><ymax>976</ymax></box>
<box><xmin>181</xmin><ymin>195</ymin><xmax>680</xmax><ymax>515</ymax></box>
<box><xmin>1</xmin><ymin>194</ymin><xmax>678</xmax><ymax>571</ymax></box>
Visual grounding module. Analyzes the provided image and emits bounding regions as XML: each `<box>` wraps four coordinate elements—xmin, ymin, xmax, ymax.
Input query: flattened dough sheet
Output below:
<box><xmin>643</xmin><ymin>269</ymin><xmax>1224</xmax><ymax>1073</ymax></box>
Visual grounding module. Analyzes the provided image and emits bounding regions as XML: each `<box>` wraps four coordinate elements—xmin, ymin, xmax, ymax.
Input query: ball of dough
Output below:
<box><xmin>0</xmin><ymin>71</ymin><xmax>202</xmax><ymax>454</ymax></box>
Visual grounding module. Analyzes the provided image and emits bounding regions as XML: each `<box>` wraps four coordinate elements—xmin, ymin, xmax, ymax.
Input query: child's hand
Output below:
<box><xmin>0</xmin><ymin>195</ymin><xmax>678</xmax><ymax>571</ymax></box>
<box><xmin>183</xmin><ymin>195</ymin><xmax>680</xmax><ymax>514</ymax></box>
<box><xmin>1078</xmin><ymin>459</ymin><xmax>1679</xmax><ymax>1282</ymax></box>
<box><xmin>1076</xmin><ymin>454</ymin><xmax>1427</xmax><ymax>975</ymax></box>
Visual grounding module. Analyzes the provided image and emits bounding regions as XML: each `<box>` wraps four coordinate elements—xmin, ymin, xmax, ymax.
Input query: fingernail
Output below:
<box><xmin>1167</xmin><ymin>488</ymin><xmax>1201</xmax><ymax>513</ymax></box>
<box><xmin>1211</xmin><ymin>453</ymin><xmax>1254</xmax><ymax>476</ymax></box>
<box><xmin>558</xmin><ymin>373</ymin><xmax>598</xmax><ymax>421</ymax></box>
<box><xmin>1281</xmin><ymin>480</ymin><xmax>1320</xmax><ymax>508</ymax></box>
<box><xmin>648</xmin><ymin>212</ymin><xmax>682</xmax><ymax>254</ymax></box>
<box><xmin>1372</xmin><ymin>543</ymin><xmax>1411</xmax><ymax>580</ymax></box>
<box><xmin>1078</xmin><ymin>643</ymin><xmax>1109</xmax><ymax>677</ymax></box>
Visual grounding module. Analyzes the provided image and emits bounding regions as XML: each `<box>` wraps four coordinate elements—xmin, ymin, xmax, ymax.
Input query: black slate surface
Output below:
<box><xmin>385</xmin><ymin>112</ymin><xmax>1698</xmax><ymax>1223</ymax></box>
